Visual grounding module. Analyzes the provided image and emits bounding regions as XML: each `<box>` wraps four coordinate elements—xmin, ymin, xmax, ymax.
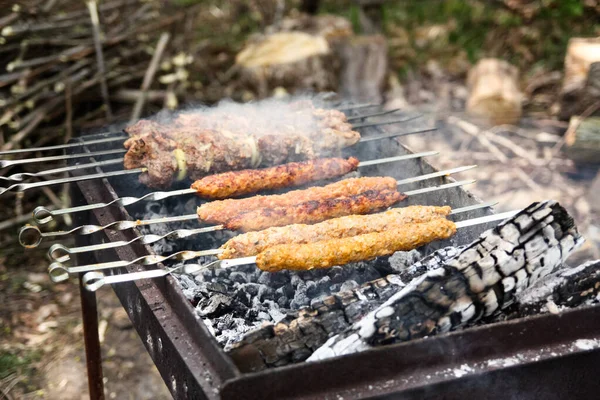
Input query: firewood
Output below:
<box><xmin>565</xmin><ymin>116</ymin><xmax>600</xmax><ymax>164</ymax></box>
<box><xmin>466</xmin><ymin>58</ymin><xmax>523</xmax><ymax>125</ymax></box>
<box><xmin>235</xmin><ymin>15</ymin><xmax>352</xmax><ymax>98</ymax></box>
<box><xmin>337</xmin><ymin>34</ymin><xmax>387</xmax><ymax>103</ymax></box>
<box><xmin>559</xmin><ymin>37</ymin><xmax>600</xmax><ymax>119</ymax></box>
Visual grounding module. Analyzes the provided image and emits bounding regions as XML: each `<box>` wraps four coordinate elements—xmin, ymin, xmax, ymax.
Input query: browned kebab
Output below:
<box><xmin>123</xmin><ymin>106</ymin><xmax>362</xmax><ymax>188</ymax></box>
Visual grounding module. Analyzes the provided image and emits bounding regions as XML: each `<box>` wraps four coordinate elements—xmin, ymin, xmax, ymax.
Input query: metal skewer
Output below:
<box><xmin>0</xmin><ymin>135</ymin><xmax>127</xmax><ymax>156</ymax></box>
<box><xmin>0</xmin><ymin>168</ymin><xmax>145</xmax><ymax>196</ymax></box>
<box><xmin>49</xmin><ymin>202</ymin><xmax>493</xmax><ymax>282</ymax></box>
<box><xmin>46</xmin><ymin>166</ymin><xmax>480</xmax><ymax>262</ymax></box>
<box><xmin>21</xmin><ymin>177</ymin><xmax>475</xmax><ymax>248</ymax></box>
<box><xmin>78</xmin><ymin>207</ymin><xmax>513</xmax><ymax>291</ymax></box>
<box><xmin>335</xmin><ymin>103</ymin><xmax>378</xmax><ymax>111</ymax></box>
<box><xmin>0</xmin><ymin>106</ymin><xmax>380</xmax><ymax>157</ymax></box>
<box><xmin>32</xmin><ymin>150</ymin><xmax>440</xmax><ymax>225</ymax></box>
<box><xmin>1</xmin><ymin>123</ymin><xmax>433</xmax><ymax>191</ymax></box>
<box><xmin>48</xmin><ymin>249</ymin><xmax>222</xmax><ymax>284</ymax></box>
<box><xmin>0</xmin><ymin>148</ymin><xmax>126</xmax><ymax>169</ymax></box>
<box><xmin>0</xmin><ymin>158</ymin><xmax>125</xmax><ymax>183</ymax></box>
<box><xmin>346</xmin><ymin>109</ymin><xmax>400</xmax><ymax>121</ymax></box>
<box><xmin>352</xmin><ymin>115</ymin><xmax>422</xmax><ymax>129</ymax></box>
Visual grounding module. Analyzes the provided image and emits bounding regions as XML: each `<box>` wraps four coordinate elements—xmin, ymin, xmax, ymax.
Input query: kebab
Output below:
<box><xmin>22</xmin><ymin>175</ymin><xmax>476</xmax><ymax>250</ymax></box>
<box><xmin>48</xmin><ymin>203</ymin><xmax>495</xmax><ymax>284</ymax></box>
<box><xmin>30</xmin><ymin>152</ymin><xmax>441</xmax><ymax>224</ymax></box>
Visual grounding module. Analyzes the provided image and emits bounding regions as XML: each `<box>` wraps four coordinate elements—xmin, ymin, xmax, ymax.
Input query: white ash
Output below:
<box><xmin>134</xmin><ymin>197</ymin><xmax>424</xmax><ymax>348</ymax></box>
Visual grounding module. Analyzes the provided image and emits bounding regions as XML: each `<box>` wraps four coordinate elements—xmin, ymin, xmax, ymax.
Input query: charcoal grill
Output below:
<box><xmin>39</xmin><ymin>111</ymin><xmax>600</xmax><ymax>399</ymax></box>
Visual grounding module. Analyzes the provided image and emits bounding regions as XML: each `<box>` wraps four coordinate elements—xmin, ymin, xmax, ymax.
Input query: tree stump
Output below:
<box><xmin>565</xmin><ymin>116</ymin><xmax>600</xmax><ymax>164</ymax></box>
<box><xmin>337</xmin><ymin>34</ymin><xmax>388</xmax><ymax>103</ymax></box>
<box><xmin>235</xmin><ymin>15</ymin><xmax>353</xmax><ymax>98</ymax></box>
<box><xmin>559</xmin><ymin>37</ymin><xmax>600</xmax><ymax>119</ymax></box>
<box><xmin>466</xmin><ymin>58</ymin><xmax>522</xmax><ymax>125</ymax></box>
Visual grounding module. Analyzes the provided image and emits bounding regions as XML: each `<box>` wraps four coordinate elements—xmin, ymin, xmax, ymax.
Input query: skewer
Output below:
<box><xmin>31</xmin><ymin>150</ymin><xmax>440</xmax><ymax>225</ymax></box>
<box><xmin>352</xmin><ymin>115</ymin><xmax>421</xmax><ymax>129</ymax></box>
<box><xmin>0</xmin><ymin>168</ymin><xmax>145</xmax><ymax>196</ymax></box>
<box><xmin>0</xmin><ymin>158</ymin><xmax>124</xmax><ymax>183</ymax></box>
<box><xmin>0</xmin><ymin>105</ymin><xmax>380</xmax><ymax>156</ymax></box>
<box><xmin>47</xmin><ymin>202</ymin><xmax>494</xmax><ymax>282</ymax></box>
<box><xmin>21</xmin><ymin>177</ymin><xmax>475</xmax><ymax>248</ymax></box>
<box><xmin>0</xmin><ymin>148</ymin><xmax>126</xmax><ymax>169</ymax></box>
<box><xmin>48</xmin><ymin>249</ymin><xmax>223</xmax><ymax>283</ymax></box>
<box><xmin>47</xmin><ymin>167</ymin><xmax>482</xmax><ymax>262</ymax></box>
<box><xmin>0</xmin><ymin>135</ymin><xmax>127</xmax><ymax>156</ymax></box>
<box><xmin>78</xmin><ymin>209</ymin><xmax>517</xmax><ymax>291</ymax></box>
<box><xmin>335</xmin><ymin>103</ymin><xmax>378</xmax><ymax>111</ymax></box>
<box><xmin>1</xmin><ymin>124</ymin><xmax>434</xmax><ymax>192</ymax></box>
<box><xmin>346</xmin><ymin>109</ymin><xmax>400</xmax><ymax>121</ymax></box>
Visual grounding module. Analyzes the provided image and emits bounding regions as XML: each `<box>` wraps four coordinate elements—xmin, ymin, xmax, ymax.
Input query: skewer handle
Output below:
<box><xmin>0</xmin><ymin>158</ymin><xmax>124</xmax><ymax>183</ymax></box>
<box><xmin>47</xmin><ymin>225</ymin><xmax>224</xmax><ymax>262</ymax></box>
<box><xmin>83</xmin><ymin>269</ymin><xmax>172</xmax><ymax>291</ymax></box>
<box><xmin>0</xmin><ymin>168</ymin><xmax>144</xmax><ymax>196</ymax></box>
<box><xmin>0</xmin><ymin>135</ymin><xmax>126</xmax><ymax>156</ymax></box>
<box><xmin>0</xmin><ymin>148</ymin><xmax>126</xmax><ymax>169</ymax></box>
<box><xmin>19</xmin><ymin>213</ymin><xmax>200</xmax><ymax>248</ymax></box>
<box><xmin>33</xmin><ymin>187</ymin><xmax>195</xmax><ymax>224</ymax></box>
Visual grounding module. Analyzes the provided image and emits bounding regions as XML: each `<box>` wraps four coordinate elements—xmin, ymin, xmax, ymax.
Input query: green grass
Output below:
<box><xmin>0</xmin><ymin>349</ymin><xmax>42</xmax><ymax>380</ymax></box>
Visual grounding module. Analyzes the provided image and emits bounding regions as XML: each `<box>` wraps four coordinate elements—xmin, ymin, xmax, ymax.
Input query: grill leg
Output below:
<box><xmin>79</xmin><ymin>276</ymin><xmax>105</xmax><ymax>400</ymax></box>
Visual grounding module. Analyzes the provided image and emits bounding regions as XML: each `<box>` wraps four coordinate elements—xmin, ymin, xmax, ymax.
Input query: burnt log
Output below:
<box><xmin>515</xmin><ymin>260</ymin><xmax>600</xmax><ymax>316</ymax></box>
<box><xmin>466</xmin><ymin>58</ymin><xmax>523</xmax><ymax>125</ymax></box>
<box><xmin>564</xmin><ymin>116</ymin><xmax>600</xmax><ymax>164</ymax></box>
<box><xmin>308</xmin><ymin>201</ymin><xmax>583</xmax><ymax>360</ymax></box>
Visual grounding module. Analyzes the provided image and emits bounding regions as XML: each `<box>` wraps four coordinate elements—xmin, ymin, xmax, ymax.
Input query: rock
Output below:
<box><xmin>466</xmin><ymin>58</ymin><xmax>523</xmax><ymax>125</ymax></box>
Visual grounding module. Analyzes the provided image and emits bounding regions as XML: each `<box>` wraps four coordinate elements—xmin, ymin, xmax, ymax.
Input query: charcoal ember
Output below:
<box><xmin>340</xmin><ymin>280</ymin><xmax>359</xmax><ymax>292</ymax></box>
<box><xmin>258</xmin><ymin>271</ymin><xmax>290</xmax><ymax>286</ymax></box>
<box><xmin>387</xmin><ymin>250</ymin><xmax>423</xmax><ymax>274</ymax></box>
<box><xmin>230</xmin><ymin>271</ymin><xmax>249</xmax><ymax>284</ymax></box>
<box><xmin>197</xmin><ymin>294</ymin><xmax>234</xmax><ymax>317</ymax></box>
<box><xmin>257</xmin><ymin>285</ymin><xmax>275</xmax><ymax>301</ymax></box>
<box><xmin>277</xmin><ymin>296</ymin><xmax>289</xmax><ymax>308</ymax></box>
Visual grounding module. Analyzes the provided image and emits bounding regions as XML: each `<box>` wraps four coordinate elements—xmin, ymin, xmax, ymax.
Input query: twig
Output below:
<box><xmin>14</xmin><ymin>192</ymin><xmax>24</xmax><ymax>218</ymax></box>
<box><xmin>87</xmin><ymin>0</ymin><xmax>113</xmax><ymax>120</ymax></box>
<box><xmin>130</xmin><ymin>32</ymin><xmax>170</xmax><ymax>122</ymax></box>
<box><xmin>448</xmin><ymin>116</ymin><xmax>509</xmax><ymax>163</ymax></box>
<box><xmin>484</xmin><ymin>129</ymin><xmax>543</xmax><ymax>166</ymax></box>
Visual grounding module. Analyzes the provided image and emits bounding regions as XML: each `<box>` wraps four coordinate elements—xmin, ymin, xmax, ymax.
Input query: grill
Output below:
<box><xmin>8</xmin><ymin>102</ymin><xmax>600</xmax><ymax>399</ymax></box>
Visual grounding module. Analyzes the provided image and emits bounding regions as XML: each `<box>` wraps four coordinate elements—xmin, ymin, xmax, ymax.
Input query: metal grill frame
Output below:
<box><xmin>69</xmin><ymin>121</ymin><xmax>600</xmax><ymax>399</ymax></box>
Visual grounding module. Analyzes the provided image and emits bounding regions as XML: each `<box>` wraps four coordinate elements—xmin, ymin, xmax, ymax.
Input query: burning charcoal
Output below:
<box><xmin>308</xmin><ymin>201</ymin><xmax>584</xmax><ymax>361</ymax></box>
<box><xmin>257</xmin><ymin>312</ymin><xmax>271</xmax><ymax>321</ymax></box>
<box><xmin>340</xmin><ymin>280</ymin><xmax>359</xmax><ymax>292</ymax></box>
<box><xmin>329</xmin><ymin>266</ymin><xmax>346</xmax><ymax>283</ymax></box>
<box><xmin>277</xmin><ymin>296</ymin><xmax>289</xmax><ymax>308</ymax></box>
<box><xmin>387</xmin><ymin>250</ymin><xmax>423</xmax><ymax>274</ymax></box>
<box><xmin>229</xmin><ymin>271</ymin><xmax>249</xmax><ymax>284</ymax></box>
<box><xmin>257</xmin><ymin>286</ymin><xmax>275</xmax><ymax>301</ymax></box>
<box><xmin>197</xmin><ymin>294</ymin><xmax>233</xmax><ymax>317</ymax></box>
<box><xmin>305</xmin><ymin>280</ymin><xmax>319</xmax><ymax>297</ymax></box>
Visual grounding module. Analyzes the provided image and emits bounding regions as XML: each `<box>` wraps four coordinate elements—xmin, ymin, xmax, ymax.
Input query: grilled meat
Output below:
<box><xmin>191</xmin><ymin>157</ymin><xmax>360</xmax><ymax>200</ymax></box>
<box><xmin>219</xmin><ymin>205</ymin><xmax>452</xmax><ymax>259</ymax></box>
<box><xmin>123</xmin><ymin>104</ymin><xmax>360</xmax><ymax>188</ymax></box>
<box><xmin>255</xmin><ymin>218</ymin><xmax>457</xmax><ymax>272</ymax></box>
<box><xmin>197</xmin><ymin>176</ymin><xmax>399</xmax><ymax>225</ymax></box>
<box><xmin>223</xmin><ymin>189</ymin><xmax>406</xmax><ymax>232</ymax></box>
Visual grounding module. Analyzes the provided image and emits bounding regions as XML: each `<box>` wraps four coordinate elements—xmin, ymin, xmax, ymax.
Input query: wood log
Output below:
<box><xmin>466</xmin><ymin>58</ymin><xmax>522</xmax><ymax>125</ymax></box>
<box><xmin>565</xmin><ymin>116</ymin><xmax>600</xmax><ymax>164</ymax></box>
<box><xmin>559</xmin><ymin>37</ymin><xmax>600</xmax><ymax>119</ymax></box>
<box><xmin>235</xmin><ymin>15</ymin><xmax>353</xmax><ymax>98</ymax></box>
<box><xmin>337</xmin><ymin>34</ymin><xmax>387</xmax><ymax>103</ymax></box>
